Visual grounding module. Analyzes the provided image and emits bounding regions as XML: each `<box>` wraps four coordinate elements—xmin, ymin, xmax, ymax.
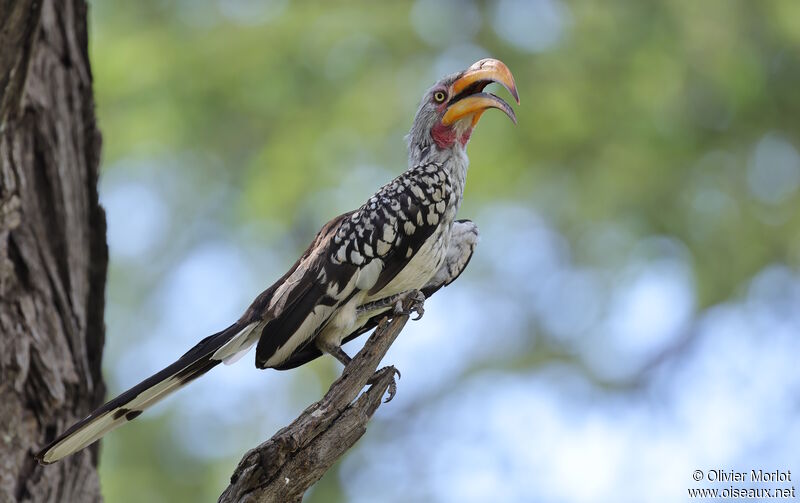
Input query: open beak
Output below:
<box><xmin>442</xmin><ymin>58</ymin><xmax>520</xmax><ymax>127</ymax></box>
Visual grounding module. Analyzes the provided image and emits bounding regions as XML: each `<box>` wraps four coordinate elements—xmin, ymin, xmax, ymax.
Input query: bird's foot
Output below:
<box><xmin>393</xmin><ymin>289</ymin><xmax>425</xmax><ymax>320</ymax></box>
<box><xmin>368</xmin><ymin>366</ymin><xmax>402</xmax><ymax>403</ymax></box>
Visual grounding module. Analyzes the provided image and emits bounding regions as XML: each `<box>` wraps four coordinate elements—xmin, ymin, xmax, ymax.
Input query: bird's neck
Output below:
<box><xmin>408</xmin><ymin>142</ymin><xmax>470</xmax><ymax>202</ymax></box>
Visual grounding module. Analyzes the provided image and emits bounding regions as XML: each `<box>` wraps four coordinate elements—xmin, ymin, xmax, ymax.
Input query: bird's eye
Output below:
<box><xmin>433</xmin><ymin>91</ymin><xmax>447</xmax><ymax>103</ymax></box>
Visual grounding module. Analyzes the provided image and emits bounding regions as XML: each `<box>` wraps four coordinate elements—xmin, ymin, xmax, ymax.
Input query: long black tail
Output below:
<box><xmin>35</xmin><ymin>322</ymin><xmax>247</xmax><ymax>464</ymax></box>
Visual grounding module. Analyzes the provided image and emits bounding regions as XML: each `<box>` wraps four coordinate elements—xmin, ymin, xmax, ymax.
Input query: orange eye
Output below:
<box><xmin>433</xmin><ymin>91</ymin><xmax>447</xmax><ymax>103</ymax></box>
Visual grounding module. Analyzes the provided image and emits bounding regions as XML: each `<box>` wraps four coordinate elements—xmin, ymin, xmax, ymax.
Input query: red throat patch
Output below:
<box><xmin>431</xmin><ymin>123</ymin><xmax>473</xmax><ymax>149</ymax></box>
<box><xmin>431</xmin><ymin>123</ymin><xmax>456</xmax><ymax>148</ymax></box>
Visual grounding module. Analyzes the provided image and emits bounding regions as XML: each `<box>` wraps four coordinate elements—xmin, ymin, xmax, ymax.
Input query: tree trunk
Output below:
<box><xmin>0</xmin><ymin>0</ymin><xmax>107</xmax><ymax>501</ymax></box>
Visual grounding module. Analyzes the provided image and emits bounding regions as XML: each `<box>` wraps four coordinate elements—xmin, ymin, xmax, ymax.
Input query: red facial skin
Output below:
<box><xmin>429</xmin><ymin>91</ymin><xmax>474</xmax><ymax>149</ymax></box>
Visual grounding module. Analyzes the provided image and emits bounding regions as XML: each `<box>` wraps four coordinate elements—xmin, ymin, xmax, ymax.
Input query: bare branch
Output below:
<box><xmin>219</xmin><ymin>299</ymin><xmax>417</xmax><ymax>503</ymax></box>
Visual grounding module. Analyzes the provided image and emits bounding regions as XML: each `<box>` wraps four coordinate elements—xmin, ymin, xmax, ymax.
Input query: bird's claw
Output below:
<box><xmin>393</xmin><ymin>290</ymin><xmax>426</xmax><ymax>320</ymax></box>
<box><xmin>368</xmin><ymin>366</ymin><xmax>402</xmax><ymax>403</ymax></box>
<box><xmin>385</xmin><ymin>377</ymin><xmax>397</xmax><ymax>403</ymax></box>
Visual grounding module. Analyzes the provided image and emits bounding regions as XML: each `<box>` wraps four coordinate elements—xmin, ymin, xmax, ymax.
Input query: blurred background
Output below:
<box><xmin>89</xmin><ymin>0</ymin><xmax>800</xmax><ymax>501</ymax></box>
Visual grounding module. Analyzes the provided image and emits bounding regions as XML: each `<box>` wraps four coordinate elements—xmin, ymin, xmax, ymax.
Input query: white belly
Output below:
<box><xmin>367</xmin><ymin>225</ymin><xmax>449</xmax><ymax>302</ymax></box>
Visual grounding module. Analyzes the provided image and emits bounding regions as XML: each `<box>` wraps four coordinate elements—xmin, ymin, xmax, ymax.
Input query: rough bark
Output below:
<box><xmin>0</xmin><ymin>0</ymin><xmax>107</xmax><ymax>502</ymax></box>
<box><xmin>219</xmin><ymin>305</ymin><xmax>415</xmax><ymax>503</ymax></box>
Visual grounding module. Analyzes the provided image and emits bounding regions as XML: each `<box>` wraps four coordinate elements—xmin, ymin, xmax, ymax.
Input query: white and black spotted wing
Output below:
<box><xmin>255</xmin><ymin>162</ymin><xmax>453</xmax><ymax>368</ymax></box>
<box><xmin>273</xmin><ymin>219</ymin><xmax>479</xmax><ymax>370</ymax></box>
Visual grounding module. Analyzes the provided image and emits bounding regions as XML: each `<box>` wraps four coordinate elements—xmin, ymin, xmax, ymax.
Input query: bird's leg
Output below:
<box><xmin>355</xmin><ymin>289</ymin><xmax>426</xmax><ymax>321</ymax></box>
<box><xmin>355</xmin><ymin>294</ymin><xmax>402</xmax><ymax>316</ymax></box>
<box><xmin>317</xmin><ymin>333</ymin><xmax>401</xmax><ymax>402</ymax></box>
<box><xmin>315</xmin><ymin>339</ymin><xmax>353</xmax><ymax>367</ymax></box>
<box><xmin>321</xmin><ymin>290</ymin><xmax>424</xmax><ymax>402</ymax></box>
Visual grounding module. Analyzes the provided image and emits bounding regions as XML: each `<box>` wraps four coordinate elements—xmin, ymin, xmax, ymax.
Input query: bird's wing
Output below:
<box><xmin>253</xmin><ymin>212</ymin><xmax>360</xmax><ymax>369</ymax></box>
<box><xmin>272</xmin><ymin>219</ymin><xmax>478</xmax><ymax>371</ymax></box>
<box><xmin>255</xmin><ymin>161</ymin><xmax>451</xmax><ymax>368</ymax></box>
<box><xmin>363</xmin><ymin>162</ymin><xmax>453</xmax><ymax>296</ymax></box>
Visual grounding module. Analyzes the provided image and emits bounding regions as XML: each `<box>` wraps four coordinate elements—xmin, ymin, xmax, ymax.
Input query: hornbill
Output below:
<box><xmin>35</xmin><ymin>58</ymin><xmax>519</xmax><ymax>464</ymax></box>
